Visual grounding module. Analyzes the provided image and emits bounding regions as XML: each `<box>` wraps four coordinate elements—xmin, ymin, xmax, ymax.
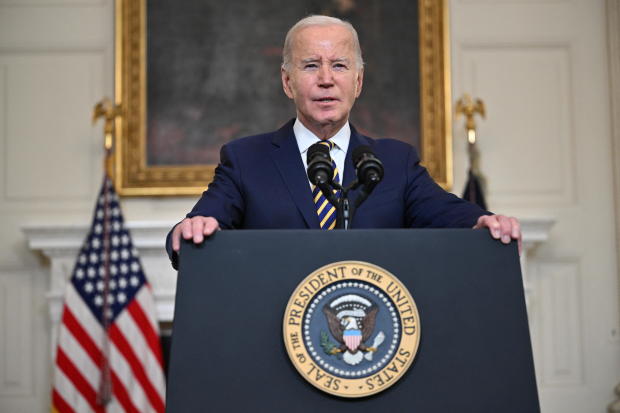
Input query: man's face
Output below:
<box><xmin>281</xmin><ymin>24</ymin><xmax>364</xmax><ymax>136</ymax></box>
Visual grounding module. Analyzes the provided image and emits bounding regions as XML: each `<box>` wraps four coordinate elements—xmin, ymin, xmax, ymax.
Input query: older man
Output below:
<box><xmin>167</xmin><ymin>15</ymin><xmax>520</xmax><ymax>266</ymax></box>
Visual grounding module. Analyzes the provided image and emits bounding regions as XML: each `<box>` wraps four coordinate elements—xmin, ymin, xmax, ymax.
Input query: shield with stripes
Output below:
<box><xmin>343</xmin><ymin>330</ymin><xmax>362</xmax><ymax>352</ymax></box>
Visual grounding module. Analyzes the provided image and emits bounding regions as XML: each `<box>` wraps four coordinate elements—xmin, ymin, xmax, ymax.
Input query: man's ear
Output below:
<box><xmin>281</xmin><ymin>66</ymin><xmax>294</xmax><ymax>99</ymax></box>
<box><xmin>355</xmin><ymin>67</ymin><xmax>364</xmax><ymax>98</ymax></box>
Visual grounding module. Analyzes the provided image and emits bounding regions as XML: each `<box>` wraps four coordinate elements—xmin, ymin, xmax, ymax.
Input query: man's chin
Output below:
<box><xmin>316</xmin><ymin>118</ymin><xmax>347</xmax><ymax>130</ymax></box>
<box><xmin>313</xmin><ymin>114</ymin><xmax>347</xmax><ymax>127</ymax></box>
<box><xmin>298</xmin><ymin>115</ymin><xmax>348</xmax><ymax>138</ymax></box>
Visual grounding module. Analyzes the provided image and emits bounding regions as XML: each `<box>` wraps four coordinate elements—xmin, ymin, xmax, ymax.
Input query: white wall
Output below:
<box><xmin>0</xmin><ymin>0</ymin><xmax>618</xmax><ymax>411</ymax></box>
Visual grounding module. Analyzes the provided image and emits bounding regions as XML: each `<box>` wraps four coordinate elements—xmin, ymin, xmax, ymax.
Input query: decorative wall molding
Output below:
<box><xmin>606</xmin><ymin>0</ymin><xmax>620</xmax><ymax>410</ymax></box>
<box><xmin>0</xmin><ymin>50</ymin><xmax>104</xmax><ymax>206</ymax></box>
<box><xmin>0</xmin><ymin>0</ymin><xmax>105</xmax><ymax>7</ymax></box>
<box><xmin>533</xmin><ymin>259</ymin><xmax>584</xmax><ymax>386</ymax></box>
<box><xmin>455</xmin><ymin>43</ymin><xmax>576</xmax><ymax>207</ymax></box>
<box><xmin>607</xmin><ymin>0</ymin><xmax>620</xmax><ymax>287</ymax></box>
<box><xmin>0</xmin><ymin>8</ymin><xmax>110</xmax><ymax>57</ymax></box>
<box><xmin>0</xmin><ymin>64</ymin><xmax>5</xmax><ymax>202</ymax></box>
<box><xmin>0</xmin><ymin>270</ymin><xmax>34</xmax><ymax>396</ymax></box>
<box><xmin>519</xmin><ymin>218</ymin><xmax>555</xmax><ymax>307</ymax></box>
<box><xmin>520</xmin><ymin>218</ymin><xmax>555</xmax><ymax>244</ymax></box>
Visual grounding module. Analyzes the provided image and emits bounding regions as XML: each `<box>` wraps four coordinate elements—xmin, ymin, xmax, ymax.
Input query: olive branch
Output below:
<box><xmin>320</xmin><ymin>331</ymin><xmax>338</xmax><ymax>357</ymax></box>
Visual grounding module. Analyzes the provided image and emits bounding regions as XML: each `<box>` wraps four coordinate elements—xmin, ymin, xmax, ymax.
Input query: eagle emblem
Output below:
<box><xmin>322</xmin><ymin>294</ymin><xmax>385</xmax><ymax>365</ymax></box>
<box><xmin>284</xmin><ymin>262</ymin><xmax>420</xmax><ymax>397</ymax></box>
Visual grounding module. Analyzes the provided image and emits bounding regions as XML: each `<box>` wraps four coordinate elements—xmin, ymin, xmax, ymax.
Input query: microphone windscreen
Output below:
<box><xmin>307</xmin><ymin>142</ymin><xmax>330</xmax><ymax>163</ymax></box>
<box><xmin>352</xmin><ymin>145</ymin><xmax>375</xmax><ymax>165</ymax></box>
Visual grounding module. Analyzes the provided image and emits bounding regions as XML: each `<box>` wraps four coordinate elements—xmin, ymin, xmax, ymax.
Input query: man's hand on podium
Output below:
<box><xmin>171</xmin><ymin>216</ymin><xmax>220</xmax><ymax>252</ymax></box>
<box><xmin>169</xmin><ymin>214</ymin><xmax>521</xmax><ymax>255</ymax></box>
<box><xmin>473</xmin><ymin>215</ymin><xmax>522</xmax><ymax>254</ymax></box>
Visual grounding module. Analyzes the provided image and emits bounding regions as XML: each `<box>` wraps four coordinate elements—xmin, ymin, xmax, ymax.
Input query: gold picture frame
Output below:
<box><xmin>113</xmin><ymin>0</ymin><xmax>452</xmax><ymax>196</ymax></box>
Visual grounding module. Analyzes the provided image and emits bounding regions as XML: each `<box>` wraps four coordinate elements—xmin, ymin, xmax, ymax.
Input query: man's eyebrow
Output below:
<box><xmin>301</xmin><ymin>57</ymin><xmax>320</xmax><ymax>64</ymax></box>
<box><xmin>299</xmin><ymin>57</ymin><xmax>350</xmax><ymax>64</ymax></box>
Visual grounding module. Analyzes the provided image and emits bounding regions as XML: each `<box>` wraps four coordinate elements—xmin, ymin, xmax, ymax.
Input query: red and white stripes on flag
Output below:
<box><xmin>52</xmin><ymin>177</ymin><xmax>165</xmax><ymax>413</ymax></box>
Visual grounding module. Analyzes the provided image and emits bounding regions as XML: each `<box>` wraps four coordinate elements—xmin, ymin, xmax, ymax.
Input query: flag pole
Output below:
<box><xmin>92</xmin><ymin>98</ymin><xmax>122</xmax><ymax>179</ymax></box>
<box><xmin>455</xmin><ymin>94</ymin><xmax>488</xmax><ymax>209</ymax></box>
<box><xmin>92</xmin><ymin>98</ymin><xmax>122</xmax><ymax>406</ymax></box>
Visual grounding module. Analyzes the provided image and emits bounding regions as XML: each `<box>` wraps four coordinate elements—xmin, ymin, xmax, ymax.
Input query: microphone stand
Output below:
<box><xmin>334</xmin><ymin>182</ymin><xmax>349</xmax><ymax>230</ymax></box>
<box><xmin>323</xmin><ymin>179</ymin><xmax>375</xmax><ymax>230</ymax></box>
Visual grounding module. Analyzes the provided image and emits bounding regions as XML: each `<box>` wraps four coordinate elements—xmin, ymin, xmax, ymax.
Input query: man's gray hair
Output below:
<box><xmin>281</xmin><ymin>15</ymin><xmax>364</xmax><ymax>72</ymax></box>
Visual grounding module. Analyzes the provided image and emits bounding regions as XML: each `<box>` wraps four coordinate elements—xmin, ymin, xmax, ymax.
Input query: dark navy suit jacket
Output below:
<box><xmin>167</xmin><ymin>119</ymin><xmax>488</xmax><ymax>267</ymax></box>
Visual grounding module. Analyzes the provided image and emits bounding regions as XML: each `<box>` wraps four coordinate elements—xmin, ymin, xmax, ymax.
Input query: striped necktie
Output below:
<box><xmin>312</xmin><ymin>140</ymin><xmax>340</xmax><ymax>230</ymax></box>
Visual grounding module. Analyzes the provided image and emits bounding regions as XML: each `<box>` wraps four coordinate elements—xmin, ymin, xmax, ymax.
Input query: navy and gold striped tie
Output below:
<box><xmin>312</xmin><ymin>140</ymin><xmax>340</xmax><ymax>230</ymax></box>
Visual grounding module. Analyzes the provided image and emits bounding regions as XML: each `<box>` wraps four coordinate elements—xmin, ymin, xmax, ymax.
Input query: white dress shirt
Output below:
<box><xmin>293</xmin><ymin>118</ymin><xmax>350</xmax><ymax>187</ymax></box>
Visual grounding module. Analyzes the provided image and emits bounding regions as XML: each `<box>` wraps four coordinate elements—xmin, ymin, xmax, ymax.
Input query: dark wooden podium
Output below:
<box><xmin>166</xmin><ymin>229</ymin><xmax>539</xmax><ymax>412</ymax></box>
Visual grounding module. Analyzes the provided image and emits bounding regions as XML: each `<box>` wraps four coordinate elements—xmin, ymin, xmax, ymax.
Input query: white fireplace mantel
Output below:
<box><xmin>23</xmin><ymin>218</ymin><xmax>554</xmax><ymax>353</ymax></box>
<box><xmin>23</xmin><ymin>221</ymin><xmax>178</xmax><ymax>326</ymax></box>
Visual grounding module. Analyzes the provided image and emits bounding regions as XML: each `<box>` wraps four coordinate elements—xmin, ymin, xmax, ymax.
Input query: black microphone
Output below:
<box><xmin>353</xmin><ymin>145</ymin><xmax>384</xmax><ymax>187</ymax></box>
<box><xmin>307</xmin><ymin>143</ymin><xmax>334</xmax><ymax>186</ymax></box>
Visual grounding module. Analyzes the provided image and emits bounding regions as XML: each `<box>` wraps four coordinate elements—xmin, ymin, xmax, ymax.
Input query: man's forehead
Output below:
<box><xmin>293</xmin><ymin>25</ymin><xmax>354</xmax><ymax>46</ymax></box>
<box><xmin>291</xmin><ymin>25</ymin><xmax>355</xmax><ymax>57</ymax></box>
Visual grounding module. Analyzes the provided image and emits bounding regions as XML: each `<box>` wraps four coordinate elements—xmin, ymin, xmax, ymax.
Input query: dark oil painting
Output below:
<box><xmin>147</xmin><ymin>0</ymin><xmax>420</xmax><ymax>166</ymax></box>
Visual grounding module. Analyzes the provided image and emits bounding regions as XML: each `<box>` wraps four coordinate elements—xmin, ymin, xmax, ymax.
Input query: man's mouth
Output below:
<box><xmin>314</xmin><ymin>97</ymin><xmax>338</xmax><ymax>103</ymax></box>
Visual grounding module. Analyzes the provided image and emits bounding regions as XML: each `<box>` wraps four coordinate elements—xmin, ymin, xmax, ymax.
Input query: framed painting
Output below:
<box><xmin>113</xmin><ymin>0</ymin><xmax>452</xmax><ymax>196</ymax></box>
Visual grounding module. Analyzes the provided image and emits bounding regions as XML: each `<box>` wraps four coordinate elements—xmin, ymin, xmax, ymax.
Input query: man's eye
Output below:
<box><xmin>304</xmin><ymin>63</ymin><xmax>318</xmax><ymax>70</ymax></box>
<box><xmin>333</xmin><ymin>63</ymin><xmax>348</xmax><ymax>70</ymax></box>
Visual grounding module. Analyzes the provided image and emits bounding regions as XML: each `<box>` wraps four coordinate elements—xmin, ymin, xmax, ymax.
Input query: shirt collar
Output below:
<box><xmin>293</xmin><ymin>118</ymin><xmax>351</xmax><ymax>155</ymax></box>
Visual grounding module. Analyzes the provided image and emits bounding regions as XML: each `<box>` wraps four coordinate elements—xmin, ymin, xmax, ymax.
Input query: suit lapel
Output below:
<box><xmin>270</xmin><ymin>120</ymin><xmax>319</xmax><ymax>229</ymax></box>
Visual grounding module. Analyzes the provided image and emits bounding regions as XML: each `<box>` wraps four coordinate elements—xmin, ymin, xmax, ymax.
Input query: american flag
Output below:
<box><xmin>52</xmin><ymin>176</ymin><xmax>166</xmax><ymax>413</ymax></box>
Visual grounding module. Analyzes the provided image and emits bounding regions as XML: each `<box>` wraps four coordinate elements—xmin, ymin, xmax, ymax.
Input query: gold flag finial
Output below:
<box><xmin>455</xmin><ymin>93</ymin><xmax>486</xmax><ymax>145</ymax></box>
<box><xmin>455</xmin><ymin>94</ymin><xmax>487</xmax><ymax>193</ymax></box>
<box><xmin>92</xmin><ymin>98</ymin><xmax>122</xmax><ymax>176</ymax></box>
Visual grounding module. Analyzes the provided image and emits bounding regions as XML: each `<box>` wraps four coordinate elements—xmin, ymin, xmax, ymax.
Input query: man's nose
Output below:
<box><xmin>318</xmin><ymin>64</ymin><xmax>334</xmax><ymax>87</ymax></box>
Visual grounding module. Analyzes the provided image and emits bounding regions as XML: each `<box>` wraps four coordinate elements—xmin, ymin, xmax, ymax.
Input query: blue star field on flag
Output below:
<box><xmin>72</xmin><ymin>176</ymin><xmax>147</xmax><ymax>324</ymax></box>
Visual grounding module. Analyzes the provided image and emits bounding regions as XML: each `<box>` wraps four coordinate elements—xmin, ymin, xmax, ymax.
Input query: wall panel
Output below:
<box><xmin>0</xmin><ymin>5</ymin><xmax>107</xmax><ymax>49</ymax></box>
<box><xmin>457</xmin><ymin>44</ymin><xmax>575</xmax><ymax>206</ymax></box>
<box><xmin>536</xmin><ymin>260</ymin><xmax>584</xmax><ymax>386</ymax></box>
<box><xmin>0</xmin><ymin>51</ymin><xmax>104</xmax><ymax>205</ymax></box>
<box><xmin>0</xmin><ymin>271</ymin><xmax>33</xmax><ymax>397</ymax></box>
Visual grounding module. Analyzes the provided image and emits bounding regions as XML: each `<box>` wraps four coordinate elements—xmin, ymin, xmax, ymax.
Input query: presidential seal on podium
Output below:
<box><xmin>283</xmin><ymin>261</ymin><xmax>421</xmax><ymax>398</ymax></box>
